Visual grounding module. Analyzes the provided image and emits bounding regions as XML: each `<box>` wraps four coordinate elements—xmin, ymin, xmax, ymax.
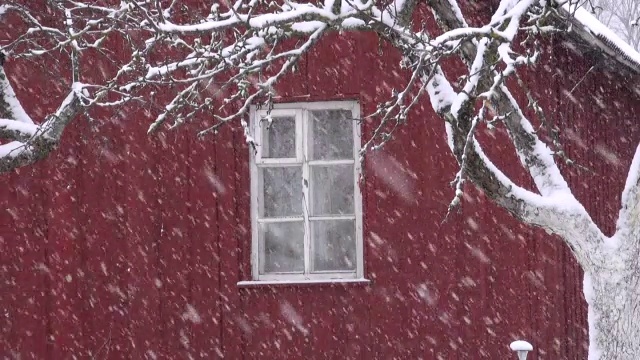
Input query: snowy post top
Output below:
<box><xmin>510</xmin><ymin>340</ymin><xmax>533</xmax><ymax>351</ymax></box>
<box><xmin>510</xmin><ymin>340</ymin><xmax>533</xmax><ymax>360</ymax></box>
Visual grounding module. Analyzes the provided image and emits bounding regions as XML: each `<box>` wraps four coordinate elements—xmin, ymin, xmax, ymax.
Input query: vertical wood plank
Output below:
<box><xmin>155</xmin><ymin>129</ymin><xmax>192</xmax><ymax>358</ymax></box>
<box><xmin>5</xmin><ymin>164</ymin><xmax>49</xmax><ymax>359</ymax></box>
<box><xmin>0</xmin><ymin>173</ymin><xmax>16</xmax><ymax>358</ymax></box>
<box><xmin>308</xmin><ymin>289</ymin><xmax>340</xmax><ymax>359</ymax></box>
<box><xmin>46</xmin><ymin>119</ymin><xmax>85</xmax><ymax>358</ymax></box>
<box><xmin>80</xmin><ymin>112</ymin><xmax>130</xmax><ymax>360</ymax></box>
<box><xmin>188</xmin><ymin>127</ymin><xmax>224</xmax><ymax>358</ymax></box>
<box><xmin>124</xmin><ymin>107</ymin><xmax>163</xmax><ymax>359</ymax></box>
<box><xmin>216</xmin><ymin>125</ymin><xmax>242</xmax><ymax>358</ymax></box>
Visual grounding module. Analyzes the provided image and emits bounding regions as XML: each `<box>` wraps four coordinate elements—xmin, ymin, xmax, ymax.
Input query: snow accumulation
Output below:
<box><xmin>0</xmin><ymin>119</ymin><xmax>38</xmax><ymax>136</ymax></box>
<box><xmin>0</xmin><ymin>70</ymin><xmax>34</xmax><ymax>125</ymax></box>
<box><xmin>562</xmin><ymin>3</ymin><xmax>640</xmax><ymax>71</ymax></box>
<box><xmin>0</xmin><ymin>141</ymin><xmax>27</xmax><ymax>158</ymax></box>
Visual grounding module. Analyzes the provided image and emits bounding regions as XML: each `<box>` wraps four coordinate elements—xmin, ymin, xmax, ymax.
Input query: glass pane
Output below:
<box><xmin>261</xmin><ymin>222</ymin><xmax>304</xmax><ymax>273</ymax></box>
<box><xmin>261</xmin><ymin>116</ymin><xmax>296</xmax><ymax>158</ymax></box>
<box><xmin>312</xmin><ymin>220</ymin><xmax>356</xmax><ymax>272</ymax></box>
<box><xmin>310</xmin><ymin>110</ymin><xmax>353</xmax><ymax>160</ymax></box>
<box><xmin>262</xmin><ymin>167</ymin><xmax>302</xmax><ymax>217</ymax></box>
<box><xmin>310</xmin><ymin>165</ymin><xmax>354</xmax><ymax>216</ymax></box>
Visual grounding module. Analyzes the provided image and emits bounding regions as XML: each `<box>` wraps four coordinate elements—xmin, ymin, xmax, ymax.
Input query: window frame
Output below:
<box><xmin>249</xmin><ymin>101</ymin><xmax>364</xmax><ymax>282</ymax></box>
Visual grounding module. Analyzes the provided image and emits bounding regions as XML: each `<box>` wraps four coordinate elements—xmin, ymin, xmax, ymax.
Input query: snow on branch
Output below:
<box><xmin>0</xmin><ymin>76</ymin><xmax>84</xmax><ymax>173</ymax></box>
<box><xmin>0</xmin><ymin>3</ymin><xmax>92</xmax><ymax>173</ymax></box>
<box><xmin>422</xmin><ymin>0</ymin><xmax>609</xmax><ymax>268</ymax></box>
<box><xmin>616</xmin><ymin>144</ymin><xmax>640</xmax><ymax>243</ymax></box>
<box><xmin>0</xmin><ymin>65</ymin><xmax>33</xmax><ymax>125</ymax></box>
<box><xmin>429</xmin><ymin>0</ymin><xmax>570</xmax><ymax>196</ymax></box>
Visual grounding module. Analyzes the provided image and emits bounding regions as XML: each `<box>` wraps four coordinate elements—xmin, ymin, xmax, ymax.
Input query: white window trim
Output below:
<box><xmin>249</xmin><ymin>101</ymin><xmax>364</xmax><ymax>282</ymax></box>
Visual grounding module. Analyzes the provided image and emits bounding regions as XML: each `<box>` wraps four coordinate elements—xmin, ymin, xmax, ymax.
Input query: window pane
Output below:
<box><xmin>260</xmin><ymin>222</ymin><xmax>304</xmax><ymax>273</ymax></box>
<box><xmin>310</xmin><ymin>165</ymin><xmax>354</xmax><ymax>216</ymax></box>
<box><xmin>261</xmin><ymin>116</ymin><xmax>296</xmax><ymax>158</ymax></box>
<box><xmin>312</xmin><ymin>220</ymin><xmax>356</xmax><ymax>272</ymax></box>
<box><xmin>310</xmin><ymin>110</ymin><xmax>353</xmax><ymax>160</ymax></box>
<box><xmin>262</xmin><ymin>167</ymin><xmax>302</xmax><ymax>217</ymax></box>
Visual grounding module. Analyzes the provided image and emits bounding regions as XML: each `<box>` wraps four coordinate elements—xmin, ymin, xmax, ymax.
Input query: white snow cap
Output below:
<box><xmin>510</xmin><ymin>340</ymin><xmax>533</xmax><ymax>351</ymax></box>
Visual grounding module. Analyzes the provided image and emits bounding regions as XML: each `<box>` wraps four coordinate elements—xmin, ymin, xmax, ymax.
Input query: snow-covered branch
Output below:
<box><xmin>0</xmin><ymin>2</ymin><xmax>609</xmax><ymax>252</ymax></box>
<box><xmin>0</xmin><ymin>2</ymin><xmax>610</xmax><ymax>255</ymax></box>
<box><xmin>0</xmin><ymin>60</ymin><xmax>83</xmax><ymax>172</ymax></box>
<box><xmin>0</xmin><ymin>65</ymin><xmax>33</xmax><ymax>125</ymax></box>
<box><xmin>429</xmin><ymin>0</ymin><xmax>569</xmax><ymax>195</ymax></box>
<box><xmin>616</xmin><ymin>144</ymin><xmax>640</xmax><ymax>241</ymax></box>
<box><xmin>425</xmin><ymin>0</ymin><xmax>609</xmax><ymax>266</ymax></box>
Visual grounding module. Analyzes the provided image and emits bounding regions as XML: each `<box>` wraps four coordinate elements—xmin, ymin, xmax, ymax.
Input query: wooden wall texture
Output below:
<box><xmin>1</xmin><ymin>1</ymin><xmax>639</xmax><ymax>359</ymax></box>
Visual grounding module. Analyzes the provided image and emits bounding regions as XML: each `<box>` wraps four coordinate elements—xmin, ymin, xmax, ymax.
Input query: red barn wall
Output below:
<box><xmin>2</xmin><ymin>3</ymin><xmax>640</xmax><ymax>360</ymax></box>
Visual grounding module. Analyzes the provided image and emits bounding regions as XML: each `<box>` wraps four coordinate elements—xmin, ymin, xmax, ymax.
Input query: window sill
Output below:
<box><xmin>237</xmin><ymin>278</ymin><xmax>371</xmax><ymax>288</ymax></box>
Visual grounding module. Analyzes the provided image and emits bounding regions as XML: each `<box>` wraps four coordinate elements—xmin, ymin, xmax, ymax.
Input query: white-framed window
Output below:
<box><xmin>249</xmin><ymin>101</ymin><xmax>363</xmax><ymax>282</ymax></box>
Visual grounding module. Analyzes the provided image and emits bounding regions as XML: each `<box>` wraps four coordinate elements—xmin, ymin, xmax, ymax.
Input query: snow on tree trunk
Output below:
<box><xmin>586</xmin><ymin>266</ymin><xmax>640</xmax><ymax>360</ymax></box>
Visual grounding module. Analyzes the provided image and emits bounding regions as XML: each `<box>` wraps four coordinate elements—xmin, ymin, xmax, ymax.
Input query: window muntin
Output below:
<box><xmin>250</xmin><ymin>101</ymin><xmax>362</xmax><ymax>281</ymax></box>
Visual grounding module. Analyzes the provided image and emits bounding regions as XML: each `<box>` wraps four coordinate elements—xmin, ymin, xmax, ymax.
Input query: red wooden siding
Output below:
<box><xmin>2</xmin><ymin>3</ymin><xmax>640</xmax><ymax>360</ymax></box>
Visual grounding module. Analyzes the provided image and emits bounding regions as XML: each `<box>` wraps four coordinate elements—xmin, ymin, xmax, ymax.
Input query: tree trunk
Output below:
<box><xmin>585</xmin><ymin>266</ymin><xmax>640</xmax><ymax>360</ymax></box>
